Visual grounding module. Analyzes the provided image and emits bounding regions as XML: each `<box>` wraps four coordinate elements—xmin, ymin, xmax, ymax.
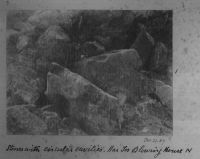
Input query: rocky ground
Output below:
<box><xmin>7</xmin><ymin>10</ymin><xmax>172</xmax><ymax>135</ymax></box>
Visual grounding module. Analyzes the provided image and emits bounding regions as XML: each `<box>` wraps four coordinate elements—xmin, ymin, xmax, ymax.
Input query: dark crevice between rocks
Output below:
<box><xmin>35</xmin><ymin>93</ymin><xmax>71</xmax><ymax>119</ymax></box>
<box><xmin>35</xmin><ymin>92</ymin><xmax>49</xmax><ymax>108</ymax></box>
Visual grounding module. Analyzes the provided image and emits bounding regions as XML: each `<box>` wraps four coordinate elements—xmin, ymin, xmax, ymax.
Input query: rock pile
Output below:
<box><xmin>7</xmin><ymin>10</ymin><xmax>172</xmax><ymax>135</ymax></box>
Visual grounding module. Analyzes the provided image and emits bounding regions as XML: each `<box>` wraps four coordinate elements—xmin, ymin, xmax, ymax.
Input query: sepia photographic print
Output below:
<box><xmin>6</xmin><ymin>10</ymin><xmax>172</xmax><ymax>135</ymax></box>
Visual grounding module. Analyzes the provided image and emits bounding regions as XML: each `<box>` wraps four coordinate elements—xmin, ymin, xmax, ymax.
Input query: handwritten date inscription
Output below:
<box><xmin>144</xmin><ymin>137</ymin><xmax>165</xmax><ymax>143</ymax></box>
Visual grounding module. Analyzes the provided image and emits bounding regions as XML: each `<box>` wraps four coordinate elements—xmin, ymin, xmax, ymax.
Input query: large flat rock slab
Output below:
<box><xmin>73</xmin><ymin>49</ymin><xmax>154</xmax><ymax>105</ymax></box>
<box><xmin>46</xmin><ymin>63</ymin><xmax>123</xmax><ymax>135</ymax></box>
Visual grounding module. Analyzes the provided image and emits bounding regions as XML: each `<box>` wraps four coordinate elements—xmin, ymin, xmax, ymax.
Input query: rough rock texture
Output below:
<box><xmin>16</xmin><ymin>35</ymin><xmax>31</xmax><ymax>52</ymax></box>
<box><xmin>6</xmin><ymin>10</ymin><xmax>172</xmax><ymax>135</ymax></box>
<box><xmin>7</xmin><ymin>10</ymin><xmax>34</xmax><ymax>30</ymax></box>
<box><xmin>94</xmin><ymin>36</ymin><xmax>111</xmax><ymax>50</ymax></box>
<box><xmin>28</xmin><ymin>10</ymin><xmax>80</xmax><ymax>30</ymax></box>
<box><xmin>7</xmin><ymin>61</ymin><xmax>45</xmax><ymax>106</ymax></box>
<box><xmin>81</xmin><ymin>41</ymin><xmax>105</xmax><ymax>57</ymax></box>
<box><xmin>130</xmin><ymin>27</ymin><xmax>155</xmax><ymax>68</ymax></box>
<box><xmin>6</xmin><ymin>29</ymin><xmax>19</xmax><ymax>55</ymax></box>
<box><xmin>6</xmin><ymin>29</ymin><xmax>19</xmax><ymax>42</ymax></box>
<box><xmin>155</xmin><ymin>81</ymin><xmax>173</xmax><ymax>110</ymax></box>
<box><xmin>150</xmin><ymin>42</ymin><xmax>168</xmax><ymax>72</ymax></box>
<box><xmin>122</xmin><ymin>95</ymin><xmax>172</xmax><ymax>135</ymax></box>
<box><xmin>74</xmin><ymin>49</ymin><xmax>154</xmax><ymax>105</ymax></box>
<box><xmin>13</xmin><ymin>22</ymin><xmax>35</xmax><ymax>33</ymax></box>
<box><xmin>41</xmin><ymin>111</ymin><xmax>61</xmax><ymax>134</ymax></box>
<box><xmin>7</xmin><ymin>105</ymin><xmax>47</xmax><ymax>134</ymax></box>
<box><xmin>36</xmin><ymin>25</ymin><xmax>80</xmax><ymax>71</ymax></box>
<box><xmin>46</xmin><ymin>63</ymin><xmax>122</xmax><ymax>135</ymax></box>
<box><xmin>38</xmin><ymin>25</ymin><xmax>71</xmax><ymax>42</ymax></box>
<box><xmin>17</xmin><ymin>48</ymin><xmax>37</xmax><ymax>68</ymax></box>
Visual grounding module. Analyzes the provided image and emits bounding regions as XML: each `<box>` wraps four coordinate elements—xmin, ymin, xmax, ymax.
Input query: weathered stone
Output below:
<box><xmin>7</xmin><ymin>10</ymin><xmax>33</xmax><ymax>30</ymax></box>
<box><xmin>16</xmin><ymin>35</ymin><xmax>30</xmax><ymax>51</ymax></box>
<box><xmin>38</xmin><ymin>25</ymin><xmax>70</xmax><ymax>42</ymax></box>
<box><xmin>13</xmin><ymin>22</ymin><xmax>35</xmax><ymax>33</ymax></box>
<box><xmin>36</xmin><ymin>25</ymin><xmax>80</xmax><ymax>68</ymax></box>
<box><xmin>7</xmin><ymin>62</ymin><xmax>45</xmax><ymax>106</ymax></box>
<box><xmin>46</xmin><ymin>63</ymin><xmax>122</xmax><ymax>135</ymax></box>
<box><xmin>81</xmin><ymin>41</ymin><xmax>105</xmax><ymax>57</ymax></box>
<box><xmin>35</xmin><ymin>57</ymin><xmax>50</xmax><ymax>76</ymax></box>
<box><xmin>6</xmin><ymin>29</ymin><xmax>19</xmax><ymax>55</ymax></box>
<box><xmin>130</xmin><ymin>28</ymin><xmax>155</xmax><ymax>67</ymax></box>
<box><xmin>74</xmin><ymin>49</ymin><xmax>154</xmax><ymax>105</ymax></box>
<box><xmin>94</xmin><ymin>36</ymin><xmax>111</xmax><ymax>50</ymax></box>
<box><xmin>123</xmin><ymin>95</ymin><xmax>172</xmax><ymax>135</ymax></box>
<box><xmin>6</xmin><ymin>29</ymin><xmax>19</xmax><ymax>41</ymax></box>
<box><xmin>28</xmin><ymin>10</ymin><xmax>80</xmax><ymax>30</ymax></box>
<box><xmin>37</xmin><ymin>25</ymin><xmax>70</xmax><ymax>49</ymax></box>
<box><xmin>139</xmin><ymin>116</ymin><xmax>166</xmax><ymax>135</ymax></box>
<box><xmin>7</xmin><ymin>105</ymin><xmax>47</xmax><ymax>134</ymax></box>
<box><xmin>42</xmin><ymin>111</ymin><xmax>61</xmax><ymax>133</ymax></box>
<box><xmin>6</xmin><ymin>10</ymin><xmax>172</xmax><ymax>136</ymax></box>
<box><xmin>154</xmin><ymin>79</ymin><xmax>165</xmax><ymax>87</ymax></box>
<box><xmin>150</xmin><ymin>42</ymin><xmax>168</xmax><ymax>72</ymax></box>
<box><xmin>167</xmin><ymin>65</ymin><xmax>173</xmax><ymax>84</ymax></box>
<box><xmin>17</xmin><ymin>48</ymin><xmax>37</xmax><ymax>68</ymax></box>
<box><xmin>40</xmin><ymin>105</ymin><xmax>54</xmax><ymax>112</ymax></box>
<box><xmin>155</xmin><ymin>82</ymin><xmax>173</xmax><ymax>110</ymax></box>
<box><xmin>43</xmin><ymin>94</ymin><xmax>70</xmax><ymax>119</ymax></box>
